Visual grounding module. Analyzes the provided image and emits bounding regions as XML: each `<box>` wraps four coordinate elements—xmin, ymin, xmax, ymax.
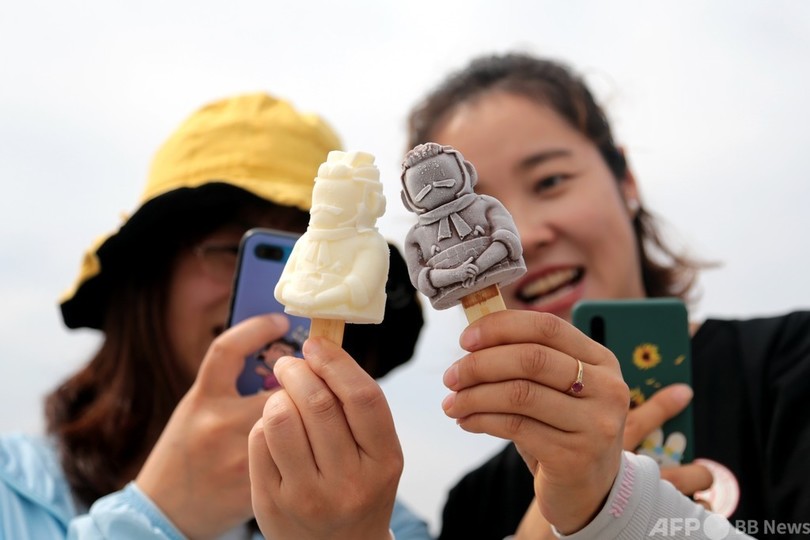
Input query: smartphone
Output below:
<box><xmin>572</xmin><ymin>298</ymin><xmax>694</xmax><ymax>465</ymax></box>
<box><xmin>227</xmin><ymin>228</ymin><xmax>311</xmax><ymax>395</ymax></box>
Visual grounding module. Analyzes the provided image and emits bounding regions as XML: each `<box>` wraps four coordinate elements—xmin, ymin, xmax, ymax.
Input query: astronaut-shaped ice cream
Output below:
<box><xmin>275</xmin><ymin>151</ymin><xmax>389</xmax><ymax>324</ymax></box>
<box><xmin>401</xmin><ymin>143</ymin><xmax>525</xmax><ymax>311</ymax></box>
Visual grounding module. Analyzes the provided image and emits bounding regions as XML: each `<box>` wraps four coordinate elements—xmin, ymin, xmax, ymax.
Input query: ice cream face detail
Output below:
<box><xmin>310</xmin><ymin>151</ymin><xmax>386</xmax><ymax>231</ymax></box>
<box><xmin>402</xmin><ymin>151</ymin><xmax>472</xmax><ymax>212</ymax></box>
<box><xmin>274</xmin><ymin>151</ymin><xmax>389</xmax><ymax>323</ymax></box>
<box><xmin>400</xmin><ymin>143</ymin><xmax>526</xmax><ymax>310</ymax></box>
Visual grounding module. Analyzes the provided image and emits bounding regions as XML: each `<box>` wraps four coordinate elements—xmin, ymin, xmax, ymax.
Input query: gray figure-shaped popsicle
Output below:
<box><xmin>400</xmin><ymin>143</ymin><xmax>526</xmax><ymax>310</ymax></box>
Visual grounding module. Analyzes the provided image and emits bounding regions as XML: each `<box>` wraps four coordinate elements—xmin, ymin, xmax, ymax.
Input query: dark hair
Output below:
<box><xmin>407</xmin><ymin>52</ymin><xmax>705</xmax><ymax>301</ymax></box>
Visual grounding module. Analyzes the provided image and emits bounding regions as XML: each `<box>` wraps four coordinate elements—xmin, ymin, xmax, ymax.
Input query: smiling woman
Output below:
<box><xmin>409</xmin><ymin>59</ymin><xmax>703</xmax><ymax>323</ymax></box>
<box><xmin>406</xmin><ymin>51</ymin><xmax>808</xmax><ymax>540</ymax></box>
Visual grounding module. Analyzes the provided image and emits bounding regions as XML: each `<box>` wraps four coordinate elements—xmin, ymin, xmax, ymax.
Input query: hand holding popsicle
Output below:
<box><xmin>275</xmin><ymin>151</ymin><xmax>390</xmax><ymax>343</ymax></box>
<box><xmin>400</xmin><ymin>143</ymin><xmax>526</xmax><ymax>322</ymax></box>
<box><xmin>253</xmin><ymin>151</ymin><xmax>414</xmax><ymax>539</ymax></box>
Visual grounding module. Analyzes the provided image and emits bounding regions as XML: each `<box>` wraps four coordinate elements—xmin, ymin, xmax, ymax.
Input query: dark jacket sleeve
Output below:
<box><xmin>742</xmin><ymin>311</ymin><xmax>810</xmax><ymax>525</ymax></box>
<box><xmin>693</xmin><ymin>311</ymin><xmax>810</xmax><ymax>538</ymax></box>
<box><xmin>438</xmin><ymin>443</ymin><xmax>534</xmax><ymax>540</ymax></box>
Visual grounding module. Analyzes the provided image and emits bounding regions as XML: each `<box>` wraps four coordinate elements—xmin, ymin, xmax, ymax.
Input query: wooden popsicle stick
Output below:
<box><xmin>460</xmin><ymin>283</ymin><xmax>507</xmax><ymax>324</ymax></box>
<box><xmin>309</xmin><ymin>318</ymin><xmax>345</xmax><ymax>345</ymax></box>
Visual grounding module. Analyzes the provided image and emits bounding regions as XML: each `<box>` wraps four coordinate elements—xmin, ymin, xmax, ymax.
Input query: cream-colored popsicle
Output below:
<box><xmin>400</xmin><ymin>143</ymin><xmax>526</xmax><ymax>323</ymax></box>
<box><xmin>274</xmin><ymin>150</ymin><xmax>389</xmax><ymax>343</ymax></box>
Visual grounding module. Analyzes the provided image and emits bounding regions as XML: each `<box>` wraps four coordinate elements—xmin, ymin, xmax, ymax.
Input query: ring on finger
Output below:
<box><xmin>568</xmin><ymin>358</ymin><xmax>585</xmax><ymax>395</ymax></box>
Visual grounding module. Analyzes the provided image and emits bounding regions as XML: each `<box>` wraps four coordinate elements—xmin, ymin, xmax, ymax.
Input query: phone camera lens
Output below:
<box><xmin>255</xmin><ymin>244</ymin><xmax>284</xmax><ymax>261</ymax></box>
<box><xmin>590</xmin><ymin>316</ymin><xmax>606</xmax><ymax>345</ymax></box>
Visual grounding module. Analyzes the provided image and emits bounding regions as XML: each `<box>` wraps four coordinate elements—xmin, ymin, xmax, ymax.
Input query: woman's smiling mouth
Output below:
<box><xmin>516</xmin><ymin>267</ymin><xmax>584</xmax><ymax>306</ymax></box>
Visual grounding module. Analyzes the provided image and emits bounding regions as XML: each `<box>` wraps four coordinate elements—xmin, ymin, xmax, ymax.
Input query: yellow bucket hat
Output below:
<box><xmin>60</xmin><ymin>92</ymin><xmax>342</xmax><ymax>330</ymax></box>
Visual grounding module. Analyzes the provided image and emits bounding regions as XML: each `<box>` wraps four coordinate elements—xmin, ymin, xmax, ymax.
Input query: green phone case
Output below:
<box><xmin>572</xmin><ymin>298</ymin><xmax>694</xmax><ymax>465</ymax></box>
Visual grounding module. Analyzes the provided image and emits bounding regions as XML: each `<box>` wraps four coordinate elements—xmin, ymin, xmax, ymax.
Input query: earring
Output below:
<box><xmin>626</xmin><ymin>198</ymin><xmax>640</xmax><ymax>215</ymax></box>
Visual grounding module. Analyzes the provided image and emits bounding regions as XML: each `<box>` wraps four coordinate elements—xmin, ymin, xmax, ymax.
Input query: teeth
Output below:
<box><xmin>521</xmin><ymin>268</ymin><xmax>579</xmax><ymax>298</ymax></box>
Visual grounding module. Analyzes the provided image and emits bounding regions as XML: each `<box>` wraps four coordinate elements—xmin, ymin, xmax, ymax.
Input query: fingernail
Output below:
<box><xmin>273</xmin><ymin>355</ymin><xmax>293</xmax><ymax>374</ymax></box>
<box><xmin>302</xmin><ymin>338</ymin><xmax>321</xmax><ymax>356</ymax></box>
<box><xmin>443</xmin><ymin>364</ymin><xmax>459</xmax><ymax>388</ymax></box>
<box><xmin>268</xmin><ymin>313</ymin><xmax>288</xmax><ymax>326</ymax></box>
<box><xmin>441</xmin><ymin>393</ymin><xmax>455</xmax><ymax>411</ymax></box>
<box><xmin>459</xmin><ymin>326</ymin><xmax>480</xmax><ymax>350</ymax></box>
<box><xmin>671</xmin><ymin>384</ymin><xmax>694</xmax><ymax>405</ymax></box>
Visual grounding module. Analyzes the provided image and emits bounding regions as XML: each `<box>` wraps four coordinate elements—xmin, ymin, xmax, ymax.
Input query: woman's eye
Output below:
<box><xmin>533</xmin><ymin>175</ymin><xmax>566</xmax><ymax>193</ymax></box>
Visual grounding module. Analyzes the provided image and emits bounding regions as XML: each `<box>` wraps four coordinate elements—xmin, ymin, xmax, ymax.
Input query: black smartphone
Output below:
<box><xmin>572</xmin><ymin>298</ymin><xmax>694</xmax><ymax>465</ymax></box>
<box><xmin>227</xmin><ymin>228</ymin><xmax>311</xmax><ymax>395</ymax></box>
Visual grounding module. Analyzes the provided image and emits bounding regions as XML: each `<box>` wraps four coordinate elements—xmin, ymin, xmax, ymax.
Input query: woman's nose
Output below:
<box><xmin>512</xmin><ymin>203</ymin><xmax>556</xmax><ymax>254</ymax></box>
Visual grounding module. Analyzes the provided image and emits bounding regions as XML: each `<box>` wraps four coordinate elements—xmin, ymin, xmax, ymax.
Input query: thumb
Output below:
<box><xmin>195</xmin><ymin>313</ymin><xmax>290</xmax><ymax>396</ymax></box>
<box><xmin>623</xmin><ymin>384</ymin><xmax>693</xmax><ymax>450</ymax></box>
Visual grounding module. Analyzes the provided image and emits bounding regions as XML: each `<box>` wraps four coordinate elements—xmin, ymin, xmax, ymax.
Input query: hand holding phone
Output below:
<box><xmin>227</xmin><ymin>228</ymin><xmax>311</xmax><ymax>395</ymax></box>
<box><xmin>573</xmin><ymin>298</ymin><xmax>694</xmax><ymax>465</ymax></box>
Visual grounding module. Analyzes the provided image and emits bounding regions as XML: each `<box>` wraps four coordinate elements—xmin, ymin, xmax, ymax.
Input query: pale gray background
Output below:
<box><xmin>2</xmin><ymin>1</ymin><xmax>808</xmax><ymax>535</ymax></box>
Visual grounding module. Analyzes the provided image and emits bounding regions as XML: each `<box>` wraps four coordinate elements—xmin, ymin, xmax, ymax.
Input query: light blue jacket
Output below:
<box><xmin>0</xmin><ymin>433</ymin><xmax>431</xmax><ymax>540</ymax></box>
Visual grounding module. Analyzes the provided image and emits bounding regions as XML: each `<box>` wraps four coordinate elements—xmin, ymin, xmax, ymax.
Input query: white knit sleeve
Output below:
<box><xmin>553</xmin><ymin>452</ymin><xmax>753</xmax><ymax>540</ymax></box>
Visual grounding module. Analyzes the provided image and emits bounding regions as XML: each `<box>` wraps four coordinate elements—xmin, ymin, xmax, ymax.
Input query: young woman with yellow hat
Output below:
<box><xmin>0</xmin><ymin>93</ymin><xmax>430</xmax><ymax>539</ymax></box>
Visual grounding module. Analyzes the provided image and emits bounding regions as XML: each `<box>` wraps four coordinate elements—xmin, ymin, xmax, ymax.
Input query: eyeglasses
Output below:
<box><xmin>194</xmin><ymin>243</ymin><xmax>240</xmax><ymax>283</ymax></box>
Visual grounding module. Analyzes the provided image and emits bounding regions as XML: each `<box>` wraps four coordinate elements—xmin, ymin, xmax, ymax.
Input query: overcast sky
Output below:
<box><xmin>2</xmin><ymin>1</ymin><xmax>809</xmax><ymax>534</ymax></box>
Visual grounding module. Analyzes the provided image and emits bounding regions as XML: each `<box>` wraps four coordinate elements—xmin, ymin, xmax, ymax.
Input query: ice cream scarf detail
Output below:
<box><xmin>416</xmin><ymin>193</ymin><xmax>477</xmax><ymax>240</ymax></box>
